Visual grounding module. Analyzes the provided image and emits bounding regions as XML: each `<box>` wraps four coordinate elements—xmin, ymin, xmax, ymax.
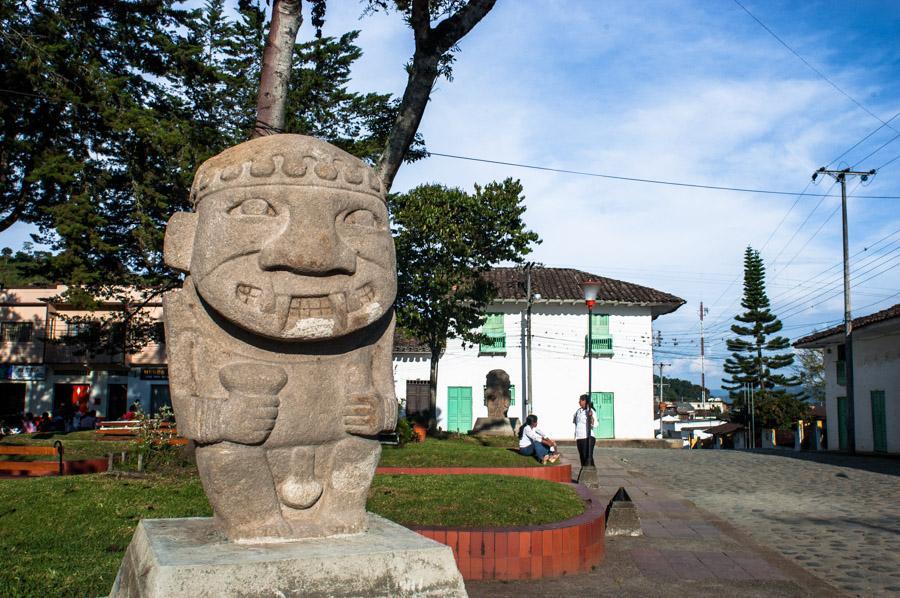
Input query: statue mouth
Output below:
<box><xmin>234</xmin><ymin>282</ymin><xmax>377</xmax><ymax>333</ymax></box>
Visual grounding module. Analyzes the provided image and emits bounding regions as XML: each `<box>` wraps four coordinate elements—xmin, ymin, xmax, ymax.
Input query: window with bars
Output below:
<box><xmin>1</xmin><ymin>322</ymin><xmax>33</xmax><ymax>343</ymax></box>
<box><xmin>585</xmin><ymin>313</ymin><xmax>613</xmax><ymax>356</ymax></box>
<box><xmin>479</xmin><ymin>313</ymin><xmax>506</xmax><ymax>354</ymax></box>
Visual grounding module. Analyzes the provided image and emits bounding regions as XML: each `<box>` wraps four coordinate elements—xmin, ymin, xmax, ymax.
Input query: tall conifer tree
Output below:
<box><xmin>722</xmin><ymin>246</ymin><xmax>806</xmax><ymax>429</ymax></box>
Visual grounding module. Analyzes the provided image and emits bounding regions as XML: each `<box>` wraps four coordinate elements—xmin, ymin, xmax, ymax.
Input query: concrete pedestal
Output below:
<box><xmin>110</xmin><ymin>514</ymin><xmax>467</xmax><ymax>598</ymax></box>
<box><xmin>470</xmin><ymin>417</ymin><xmax>518</xmax><ymax>436</ymax></box>
<box><xmin>577</xmin><ymin>465</ymin><xmax>599</xmax><ymax>488</ymax></box>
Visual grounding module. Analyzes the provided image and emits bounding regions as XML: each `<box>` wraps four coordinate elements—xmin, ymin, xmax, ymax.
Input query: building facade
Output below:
<box><xmin>794</xmin><ymin>302</ymin><xmax>900</xmax><ymax>454</ymax></box>
<box><xmin>393</xmin><ymin>268</ymin><xmax>685</xmax><ymax>440</ymax></box>
<box><xmin>0</xmin><ymin>286</ymin><xmax>168</xmax><ymax>424</ymax></box>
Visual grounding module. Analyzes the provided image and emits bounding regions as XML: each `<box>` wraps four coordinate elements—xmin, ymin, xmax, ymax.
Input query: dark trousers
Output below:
<box><xmin>577</xmin><ymin>436</ymin><xmax>596</xmax><ymax>466</ymax></box>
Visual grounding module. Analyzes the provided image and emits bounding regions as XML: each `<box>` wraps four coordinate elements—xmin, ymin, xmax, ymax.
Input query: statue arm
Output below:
<box><xmin>163</xmin><ymin>290</ymin><xmax>227</xmax><ymax>444</ymax></box>
<box><xmin>371</xmin><ymin>311</ymin><xmax>398</xmax><ymax>433</ymax></box>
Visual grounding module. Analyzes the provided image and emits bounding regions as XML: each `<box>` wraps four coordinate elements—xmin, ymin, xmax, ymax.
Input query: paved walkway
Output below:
<box><xmin>599</xmin><ymin>448</ymin><xmax>900</xmax><ymax>597</ymax></box>
<box><xmin>467</xmin><ymin>446</ymin><xmax>843</xmax><ymax>597</ymax></box>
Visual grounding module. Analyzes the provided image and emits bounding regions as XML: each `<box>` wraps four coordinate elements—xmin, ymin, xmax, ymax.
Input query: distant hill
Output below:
<box><xmin>653</xmin><ymin>376</ymin><xmax>712</xmax><ymax>403</ymax></box>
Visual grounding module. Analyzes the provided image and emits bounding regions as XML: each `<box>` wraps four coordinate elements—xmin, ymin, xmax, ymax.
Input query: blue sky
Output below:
<box><xmin>4</xmin><ymin>1</ymin><xmax>900</xmax><ymax>389</ymax></box>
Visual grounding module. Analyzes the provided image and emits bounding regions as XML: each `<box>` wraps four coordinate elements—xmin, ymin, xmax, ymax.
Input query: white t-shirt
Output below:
<box><xmin>573</xmin><ymin>408</ymin><xmax>597</xmax><ymax>440</ymax></box>
<box><xmin>519</xmin><ymin>424</ymin><xmax>544</xmax><ymax>448</ymax></box>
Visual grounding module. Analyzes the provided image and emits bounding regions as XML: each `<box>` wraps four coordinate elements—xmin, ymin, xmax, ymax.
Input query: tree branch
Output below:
<box><xmin>375</xmin><ymin>0</ymin><xmax>496</xmax><ymax>192</ymax></box>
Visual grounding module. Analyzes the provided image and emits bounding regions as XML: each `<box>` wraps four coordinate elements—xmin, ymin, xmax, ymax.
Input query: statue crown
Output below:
<box><xmin>190</xmin><ymin>135</ymin><xmax>384</xmax><ymax>205</ymax></box>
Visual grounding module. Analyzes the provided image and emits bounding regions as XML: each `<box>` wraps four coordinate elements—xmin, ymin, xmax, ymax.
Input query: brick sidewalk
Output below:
<box><xmin>465</xmin><ymin>446</ymin><xmax>843</xmax><ymax>597</ymax></box>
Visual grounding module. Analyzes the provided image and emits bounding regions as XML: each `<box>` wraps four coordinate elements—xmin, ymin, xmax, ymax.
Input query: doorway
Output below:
<box><xmin>0</xmin><ymin>383</ymin><xmax>26</xmax><ymax>425</ymax></box>
<box><xmin>149</xmin><ymin>384</ymin><xmax>171</xmax><ymax>416</ymax></box>
<box><xmin>107</xmin><ymin>384</ymin><xmax>128</xmax><ymax>421</ymax></box>
<box><xmin>871</xmin><ymin>390</ymin><xmax>887</xmax><ymax>453</ymax></box>
<box><xmin>591</xmin><ymin>391</ymin><xmax>615</xmax><ymax>439</ymax></box>
<box><xmin>837</xmin><ymin>396</ymin><xmax>849</xmax><ymax>451</ymax></box>
<box><xmin>447</xmin><ymin>386</ymin><xmax>472</xmax><ymax>433</ymax></box>
<box><xmin>53</xmin><ymin>383</ymin><xmax>91</xmax><ymax>418</ymax></box>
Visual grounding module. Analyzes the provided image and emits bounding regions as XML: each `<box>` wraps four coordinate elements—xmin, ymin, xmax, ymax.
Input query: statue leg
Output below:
<box><xmin>312</xmin><ymin>436</ymin><xmax>381</xmax><ymax>534</ymax></box>
<box><xmin>194</xmin><ymin>442</ymin><xmax>291</xmax><ymax>541</ymax></box>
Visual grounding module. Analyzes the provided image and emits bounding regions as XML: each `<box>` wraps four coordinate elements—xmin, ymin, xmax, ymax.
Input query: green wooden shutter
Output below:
<box><xmin>585</xmin><ymin>314</ymin><xmax>613</xmax><ymax>356</ymax></box>
<box><xmin>447</xmin><ymin>386</ymin><xmax>473</xmax><ymax>433</ymax></box>
<box><xmin>590</xmin><ymin>391</ymin><xmax>615</xmax><ymax>439</ymax></box>
<box><xmin>480</xmin><ymin>313</ymin><xmax>506</xmax><ymax>354</ymax></box>
<box><xmin>837</xmin><ymin>396</ymin><xmax>849</xmax><ymax>451</ymax></box>
<box><xmin>871</xmin><ymin>391</ymin><xmax>887</xmax><ymax>453</ymax></box>
<box><xmin>510</xmin><ymin>385</ymin><xmax>515</xmax><ymax>406</ymax></box>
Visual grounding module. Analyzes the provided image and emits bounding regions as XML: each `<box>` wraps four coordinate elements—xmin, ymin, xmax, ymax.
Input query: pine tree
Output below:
<box><xmin>722</xmin><ymin>246</ymin><xmax>807</xmax><ymax>430</ymax></box>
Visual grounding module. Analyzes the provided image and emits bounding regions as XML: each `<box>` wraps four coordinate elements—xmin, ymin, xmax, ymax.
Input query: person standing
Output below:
<box><xmin>573</xmin><ymin>394</ymin><xmax>597</xmax><ymax>466</ymax></box>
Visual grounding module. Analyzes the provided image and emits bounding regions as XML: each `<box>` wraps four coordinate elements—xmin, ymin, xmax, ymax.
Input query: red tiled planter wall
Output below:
<box><xmin>412</xmin><ymin>484</ymin><xmax>604</xmax><ymax>580</ymax></box>
<box><xmin>376</xmin><ymin>464</ymin><xmax>572</xmax><ymax>482</ymax></box>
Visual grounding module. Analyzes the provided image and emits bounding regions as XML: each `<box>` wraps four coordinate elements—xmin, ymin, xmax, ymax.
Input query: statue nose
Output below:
<box><xmin>258</xmin><ymin>213</ymin><xmax>356</xmax><ymax>275</ymax></box>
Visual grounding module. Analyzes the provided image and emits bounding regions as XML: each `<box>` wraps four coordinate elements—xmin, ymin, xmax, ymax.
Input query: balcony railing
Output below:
<box><xmin>585</xmin><ymin>335</ymin><xmax>614</xmax><ymax>357</ymax></box>
<box><xmin>479</xmin><ymin>333</ymin><xmax>506</xmax><ymax>355</ymax></box>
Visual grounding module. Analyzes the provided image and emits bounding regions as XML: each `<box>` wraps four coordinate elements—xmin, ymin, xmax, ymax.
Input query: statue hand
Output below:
<box><xmin>343</xmin><ymin>394</ymin><xmax>385</xmax><ymax>436</ymax></box>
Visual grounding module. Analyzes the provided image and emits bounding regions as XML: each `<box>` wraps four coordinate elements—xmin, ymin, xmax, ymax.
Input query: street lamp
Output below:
<box><xmin>579</xmin><ymin>280</ymin><xmax>601</xmax><ymax>484</ymax></box>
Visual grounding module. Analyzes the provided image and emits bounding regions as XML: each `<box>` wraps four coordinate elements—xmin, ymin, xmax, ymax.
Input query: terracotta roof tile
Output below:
<box><xmin>482</xmin><ymin>267</ymin><xmax>685</xmax><ymax>308</ymax></box>
<box><xmin>794</xmin><ymin>302</ymin><xmax>900</xmax><ymax>346</ymax></box>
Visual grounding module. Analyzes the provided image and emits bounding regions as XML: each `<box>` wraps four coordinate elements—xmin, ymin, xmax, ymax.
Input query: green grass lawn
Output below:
<box><xmin>369</xmin><ymin>474</ymin><xmax>583</xmax><ymax>527</ymax></box>
<box><xmin>0</xmin><ymin>465</ymin><xmax>582</xmax><ymax>596</ymax></box>
<box><xmin>379</xmin><ymin>435</ymin><xmax>542</xmax><ymax>467</ymax></box>
<box><xmin>0</xmin><ymin>430</ymin><xmax>132</xmax><ymax>460</ymax></box>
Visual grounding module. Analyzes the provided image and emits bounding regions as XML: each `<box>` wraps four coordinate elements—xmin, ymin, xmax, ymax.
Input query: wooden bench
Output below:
<box><xmin>0</xmin><ymin>441</ymin><xmax>64</xmax><ymax>476</ymax></box>
<box><xmin>96</xmin><ymin>421</ymin><xmax>187</xmax><ymax>446</ymax></box>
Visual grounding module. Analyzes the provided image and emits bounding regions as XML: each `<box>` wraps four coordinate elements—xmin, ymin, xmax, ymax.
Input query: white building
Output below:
<box><xmin>393</xmin><ymin>267</ymin><xmax>684</xmax><ymax>440</ymax></box>
<box><xmin>794</xmin><ymin>302</ymin><xmax>900</xmax><ymax>454</ymax></box>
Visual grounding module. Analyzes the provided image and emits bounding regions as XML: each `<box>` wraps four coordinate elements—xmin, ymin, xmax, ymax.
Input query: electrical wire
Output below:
<box><xmin>425</xmin><ymin>152</ymin><xmax>900</xmax><ymax>199</ymax></box>
<box><xmin>731</xmin><ymin>0</ymin><xmax>894</xmax><ymax>129</ymax></box>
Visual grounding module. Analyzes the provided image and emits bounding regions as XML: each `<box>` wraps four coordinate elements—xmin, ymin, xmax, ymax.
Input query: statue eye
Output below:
<box><xmin>344</xmin><ymin>209</ymin><xmax>377</xmax><ymax>228</ymax></box>
<box><xmin>230</xmin><ymin>198</ymin><xmax>276</xmax><ymax>217</ymax></box>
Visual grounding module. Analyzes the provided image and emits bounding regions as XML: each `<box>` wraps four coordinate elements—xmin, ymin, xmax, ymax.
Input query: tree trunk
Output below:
<box><xmin>376</xmin><ymin>52</ymin><xmax>440</xmax><ymax>192</ymax></box>
<box><xmin>252</xmin><ymin>0</ymin><xmax>302</xmax><ymax>138</ymax></box>
<box><xmin>429</xmin><ymin>347</ymin><xmax>441</xmax><ymax>431</ymax></box>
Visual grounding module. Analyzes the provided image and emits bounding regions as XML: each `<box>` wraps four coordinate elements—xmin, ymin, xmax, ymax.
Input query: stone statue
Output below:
<box><xmin>162</xmin><ymin>134</ymin><xmax>397</xmax><ymax>543</ymax></box>
<box><xmin>484</xmin><ymin>369</ymin><xmax>511</xmax><ymax>418</ymax></box>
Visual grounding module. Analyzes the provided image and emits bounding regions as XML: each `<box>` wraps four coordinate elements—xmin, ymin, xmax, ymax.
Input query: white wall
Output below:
<box><xmin>396</xmin><ymin>302</ymin><xmax>657</xmax><ymax>440</ymax></box>
<box><xmin>821</xmin><ymin>322</ymin><xmax>900</xmax><ymax>454</ymax></box>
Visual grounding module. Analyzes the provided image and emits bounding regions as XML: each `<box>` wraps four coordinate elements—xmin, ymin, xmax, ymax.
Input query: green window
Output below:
<box><xmin>482</xmin><ymin>384</ymin><xmax>515</xmax><ymax>405</ymax></box>
<box><xmin>836</xmin><ymin>344</ymin><xmax>846</xmax><ymax>386</ymax></box>
<box><xmin>480</xmin><ymin>313</ymin><xmax>506</xmax><ymax>354</ymax></box>
<box><xmin>585</xmin><ymin>314</ymin><xmax>613</xmax><ymax>356</ymax></box>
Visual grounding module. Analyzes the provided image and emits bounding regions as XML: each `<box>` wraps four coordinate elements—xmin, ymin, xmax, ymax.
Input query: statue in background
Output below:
<box><xmin>484</xmin><ymin>369</ymin><xmax>512</xmax><ymax>418</ymax></box>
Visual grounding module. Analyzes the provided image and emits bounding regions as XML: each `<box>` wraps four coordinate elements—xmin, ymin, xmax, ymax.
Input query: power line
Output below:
<box><xmin>426</xmin><ymin>152</ymin><xmax>900</xmax><ymax>199</ymax></box>
<box><xmin>852</xmin><ymin>132</ymin><xmax>900</xmax><ymax>168</ymax></box>
<box><xmin>827</xmin><ymin>110</ymin><xmax>900</xmax><ymax>168</ymax></box>
<box><xmin>732</xmin><ymin>0</ymin><xmax>894</xmax><ymax>129</ymax></box>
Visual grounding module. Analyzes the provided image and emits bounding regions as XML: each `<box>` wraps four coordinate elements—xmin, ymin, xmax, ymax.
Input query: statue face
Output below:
<box><xmin>189</xmin><ymin>185</ymin><xmax>396</xmax><ymax>341</ymax></box>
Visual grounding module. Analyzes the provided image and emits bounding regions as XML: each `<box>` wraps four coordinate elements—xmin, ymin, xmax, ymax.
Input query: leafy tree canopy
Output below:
<box><xmin>390</xmin><ymin>179</ymin><xmax>539</xmax><ymax>422</ymax></box>
<box><xmin>1</xmin><ymin>0</ymin><xmax>419</xmax><ymax>290</ymax></box>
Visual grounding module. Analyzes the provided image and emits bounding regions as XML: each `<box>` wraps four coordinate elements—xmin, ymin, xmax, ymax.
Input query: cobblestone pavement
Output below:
<box><xmin>467</xmin><ymin>447</ymin><xmax>842</xmax><ymax>598</ymax></box>
<box><xmin>599</xmin><ymin>448</ymin><xmax>900</xmax><ymax>597</ymax></box>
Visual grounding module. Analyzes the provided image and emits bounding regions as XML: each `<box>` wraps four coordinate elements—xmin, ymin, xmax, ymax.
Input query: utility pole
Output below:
<box><xmin>812</xmin><ymin>167</ymin><xmax>876</xmax><ymax>454</ymax></box>
<box><xmin>520</xmin><ymin>262</ymin><xmax>534</xmax><ymax>422</ymax></box>
<box><xmin>699</xmin><ymin>302</ymin><xmax>709</xmax><ymax>407</ymax></box>
<box><xmin>655</xmin><ymin>362</ymin><xmax>670</xmax><ymax>439</ymax></box>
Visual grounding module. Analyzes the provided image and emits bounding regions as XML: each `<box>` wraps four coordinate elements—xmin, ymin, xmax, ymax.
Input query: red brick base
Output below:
<box><xmin>411</xmin><ymin>484</ymin><xmax>604</xmax><ymax>580</ymax></box>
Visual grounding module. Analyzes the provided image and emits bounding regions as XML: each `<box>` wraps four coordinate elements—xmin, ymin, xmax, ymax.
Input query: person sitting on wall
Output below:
<box><xmin>79</xmin><ymin>410</ymin><xmax>98</xmax><ymax>430</ymax></box>
<box><xmin>518</xmin><ymin>414</ymin><xmax>560</xmax><ymax>464</ymax></box>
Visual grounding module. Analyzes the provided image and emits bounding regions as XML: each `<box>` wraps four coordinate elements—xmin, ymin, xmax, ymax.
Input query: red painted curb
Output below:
<box><xmin>376</xmin><ymin>464</ymin><xmax>572</xmax><ymax>482</ymax></box>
